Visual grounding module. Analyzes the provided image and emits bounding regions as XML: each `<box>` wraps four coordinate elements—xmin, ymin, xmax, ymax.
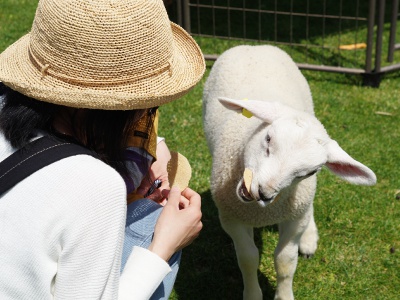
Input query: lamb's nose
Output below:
<box><xmin>258</xmin><ymin>187</ymin><xmax>274</xmax><ymax>203</ymax></box>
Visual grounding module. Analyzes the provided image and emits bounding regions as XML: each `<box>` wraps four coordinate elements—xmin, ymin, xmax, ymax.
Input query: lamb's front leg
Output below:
<box><xmin>274</xmin><ymin>214</ymin><xmax>311</xmax><ymax>300</ymax></box>
<box><xmin>299</xmin><ymin>206</ymin><xmax>319</xmax><ymax>258</ymax></box>
<box><xmin>220</xmin><ymin>216</ymin><xmax>262</xmax><ymax>300</ymax></box>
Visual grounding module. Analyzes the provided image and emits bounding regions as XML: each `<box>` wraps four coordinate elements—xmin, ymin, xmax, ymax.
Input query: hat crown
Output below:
<box><xmin>29</xmin><ymin>0</ymin><xmax>174</xmax><ymax>85</ymax></box>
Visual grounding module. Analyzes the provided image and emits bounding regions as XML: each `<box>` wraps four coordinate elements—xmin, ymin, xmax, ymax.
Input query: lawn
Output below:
<box><xmin>1</xmin><ymin>1</ymin><xmax>399</xmax><ymax>299</ymax></box>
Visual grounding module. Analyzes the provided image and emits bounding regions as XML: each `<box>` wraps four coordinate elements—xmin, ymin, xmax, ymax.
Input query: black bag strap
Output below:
<box><xmin>0</xmin><ymin>135</ymin><xmax>96</xmax><ymax>195</ymax></box>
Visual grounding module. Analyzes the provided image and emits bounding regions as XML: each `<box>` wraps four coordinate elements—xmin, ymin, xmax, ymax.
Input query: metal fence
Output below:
<box><xmin>165</xmin><ymin>0</ymin><xmax>400</xmax><ymax>87</ymax></box>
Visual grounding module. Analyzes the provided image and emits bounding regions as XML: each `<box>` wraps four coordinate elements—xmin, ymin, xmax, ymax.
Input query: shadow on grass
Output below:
<box><xmin>173</xmin><ymin>190</ymin><xmax>277</xmax><ymax>299</ymax></box>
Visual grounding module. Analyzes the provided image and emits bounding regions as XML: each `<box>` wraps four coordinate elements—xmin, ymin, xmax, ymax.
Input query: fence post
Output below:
<box><xmin>375</xmin><ymin>0</ymin><xmax>386</xmax><ymax>73</ymax></box>
<box><xmin>182</xmin><ymin>0</ymin><xmax>191</xmax><ymax>33</ymax></box>
<box><xmin>175</xmin><ymin>0</ymin><xmax>183</xmax><ymax>26</ymax></box>
<box><xmin>363</xmin><ymin>0</ymin><xmax>384</xmax><ymax>87</ymax></box>
<box><xmin>387</xmin><ymin>0</ymin><xmax>399</xmax><ymax>62</ymax></box>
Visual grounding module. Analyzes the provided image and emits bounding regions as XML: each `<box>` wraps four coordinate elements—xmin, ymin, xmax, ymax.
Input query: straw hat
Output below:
<box><xmin>0</xmin><ymin>0</ymin><xmax>205</xmax><ymax>110</ymax></box>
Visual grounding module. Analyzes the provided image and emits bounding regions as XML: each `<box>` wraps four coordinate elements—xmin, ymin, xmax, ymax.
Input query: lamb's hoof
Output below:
<box><xmin>299</xmin><ymin>234</ymin><xmax>318</xmax><ymax>258</ymax></box>
<box><xmin>298</xmin><ymin>251</ymin><xmax>314</xmax><ymax>259</ymax></box>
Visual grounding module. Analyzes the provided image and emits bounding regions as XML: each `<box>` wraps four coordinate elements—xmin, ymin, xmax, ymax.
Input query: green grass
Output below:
<box><xmin>0</xmin><ymin>0</ymin><xmax>37</xmax><ymax>51</ymax></box>
<box><xmin>1</xmin><ymin>1</ymin><xmax>399</xmax><ymax>299</ymax></box>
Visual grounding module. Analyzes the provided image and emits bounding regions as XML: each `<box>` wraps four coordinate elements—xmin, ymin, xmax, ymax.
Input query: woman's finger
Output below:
<box><xmin>165</xmin><ymin>186</ymin><xmax>182</xmax><ymax>206</ymax></box>
<box><xmin>181</xmin><ymin>187</ymin><xmax>201</xmax><ymax>208</ymax></box>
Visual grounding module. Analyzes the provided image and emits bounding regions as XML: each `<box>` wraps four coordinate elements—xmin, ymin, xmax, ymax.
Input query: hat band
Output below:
<box><xmin>28</xmin><ymin>45</ymin><xmax>173</xmax><ymax>86</ymax></box>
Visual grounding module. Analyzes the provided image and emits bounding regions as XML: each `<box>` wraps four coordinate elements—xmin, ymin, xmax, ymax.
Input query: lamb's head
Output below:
<box><xmin>219</xmin><ymin>97</ymin><xmax>377</xmax><ymax>207</ymax></box>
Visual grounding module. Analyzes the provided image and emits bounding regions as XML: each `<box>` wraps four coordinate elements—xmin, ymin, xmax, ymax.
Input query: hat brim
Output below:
<box><xmin>0</xmin><ymin>23</ymin><xmax>205</xmax><ymax>110</ymax></box>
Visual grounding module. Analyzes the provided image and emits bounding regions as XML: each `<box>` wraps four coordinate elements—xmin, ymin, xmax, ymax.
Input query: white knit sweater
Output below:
<box><xmin>0</xmin><ymin>133</ymin><xmax>170</xmax><ymax>299</ymax></box>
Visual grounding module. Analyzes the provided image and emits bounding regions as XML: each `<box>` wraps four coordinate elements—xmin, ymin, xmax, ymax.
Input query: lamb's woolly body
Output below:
<box><xmin>203</xmin><ymin>45</ymin><xmax>376</xmax><ymax>300</ymax></box>
<box><xmin>203</xmin><ymin>45</ymin><xmax>315</xmax><ymax>227</ymax></box>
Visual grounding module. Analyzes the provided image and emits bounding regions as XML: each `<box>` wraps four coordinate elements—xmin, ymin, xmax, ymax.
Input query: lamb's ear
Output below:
<box><xmin>218</xmin><ymin>97</ymin><xmax>290</xmax><ymax>123</ymax></box>
<box><xmin>324</xmin><ymin>140</ymin><xmax>377</xmax><ymax>186</ymax></box>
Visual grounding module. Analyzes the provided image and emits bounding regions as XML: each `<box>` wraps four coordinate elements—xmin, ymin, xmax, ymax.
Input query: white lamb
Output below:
<box><xmin>202</xmin><ymin>45</ymin><xmax>376</xmax><ymax>300</ymax></box>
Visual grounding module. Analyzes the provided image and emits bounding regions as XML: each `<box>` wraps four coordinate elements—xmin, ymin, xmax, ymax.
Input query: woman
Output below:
<box><xmin>0</xmin><ymin>0</ymin><xmax>205</xmax><ymax>299</ymax></box>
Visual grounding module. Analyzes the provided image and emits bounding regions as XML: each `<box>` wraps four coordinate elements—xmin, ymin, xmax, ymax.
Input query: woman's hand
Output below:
<box><xmin>136</xmin><ymin>140</ymin><xmax>171</xmax><ymax>205</ymax></box>
<box><xmin>148</xmin><ymin>186</ymin><xmax>203</xmax><ymax>261</ymax></box>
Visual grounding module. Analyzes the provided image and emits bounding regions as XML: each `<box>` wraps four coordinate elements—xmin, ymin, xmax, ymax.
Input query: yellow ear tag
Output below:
<box><xmin>242</xmin><ymin>98</ymin><xmax>253</xmax><ymax>118</ymax></box>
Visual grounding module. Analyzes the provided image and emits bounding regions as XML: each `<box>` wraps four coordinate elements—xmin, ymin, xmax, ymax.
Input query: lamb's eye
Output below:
<box><xmin>265</xmin><ymin>135</ymin><xmax>271</xmax><ymax>156</ymax></box>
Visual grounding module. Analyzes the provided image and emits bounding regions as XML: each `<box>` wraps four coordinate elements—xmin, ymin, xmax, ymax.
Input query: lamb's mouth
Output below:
<box><xmin>238</xmin><ymin>179</ymin><xmax>278</xmax><ymax>206</ymax></box>
<box><xmin>239</xmin><ymin>180</ymin><xmax>253</xmax><ymax>202</ymax></box>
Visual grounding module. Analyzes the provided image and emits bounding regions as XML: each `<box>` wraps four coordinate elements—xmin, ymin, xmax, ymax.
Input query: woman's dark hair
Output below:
<box><xmin>0</xmin><ymin>83</ymin><xmax>60</xmax><ymax>147</ymax></box>
<box><xmin>0</xmin><ymin>83</ymin><xmax>149</xmax><ymax>177</ymax></box>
